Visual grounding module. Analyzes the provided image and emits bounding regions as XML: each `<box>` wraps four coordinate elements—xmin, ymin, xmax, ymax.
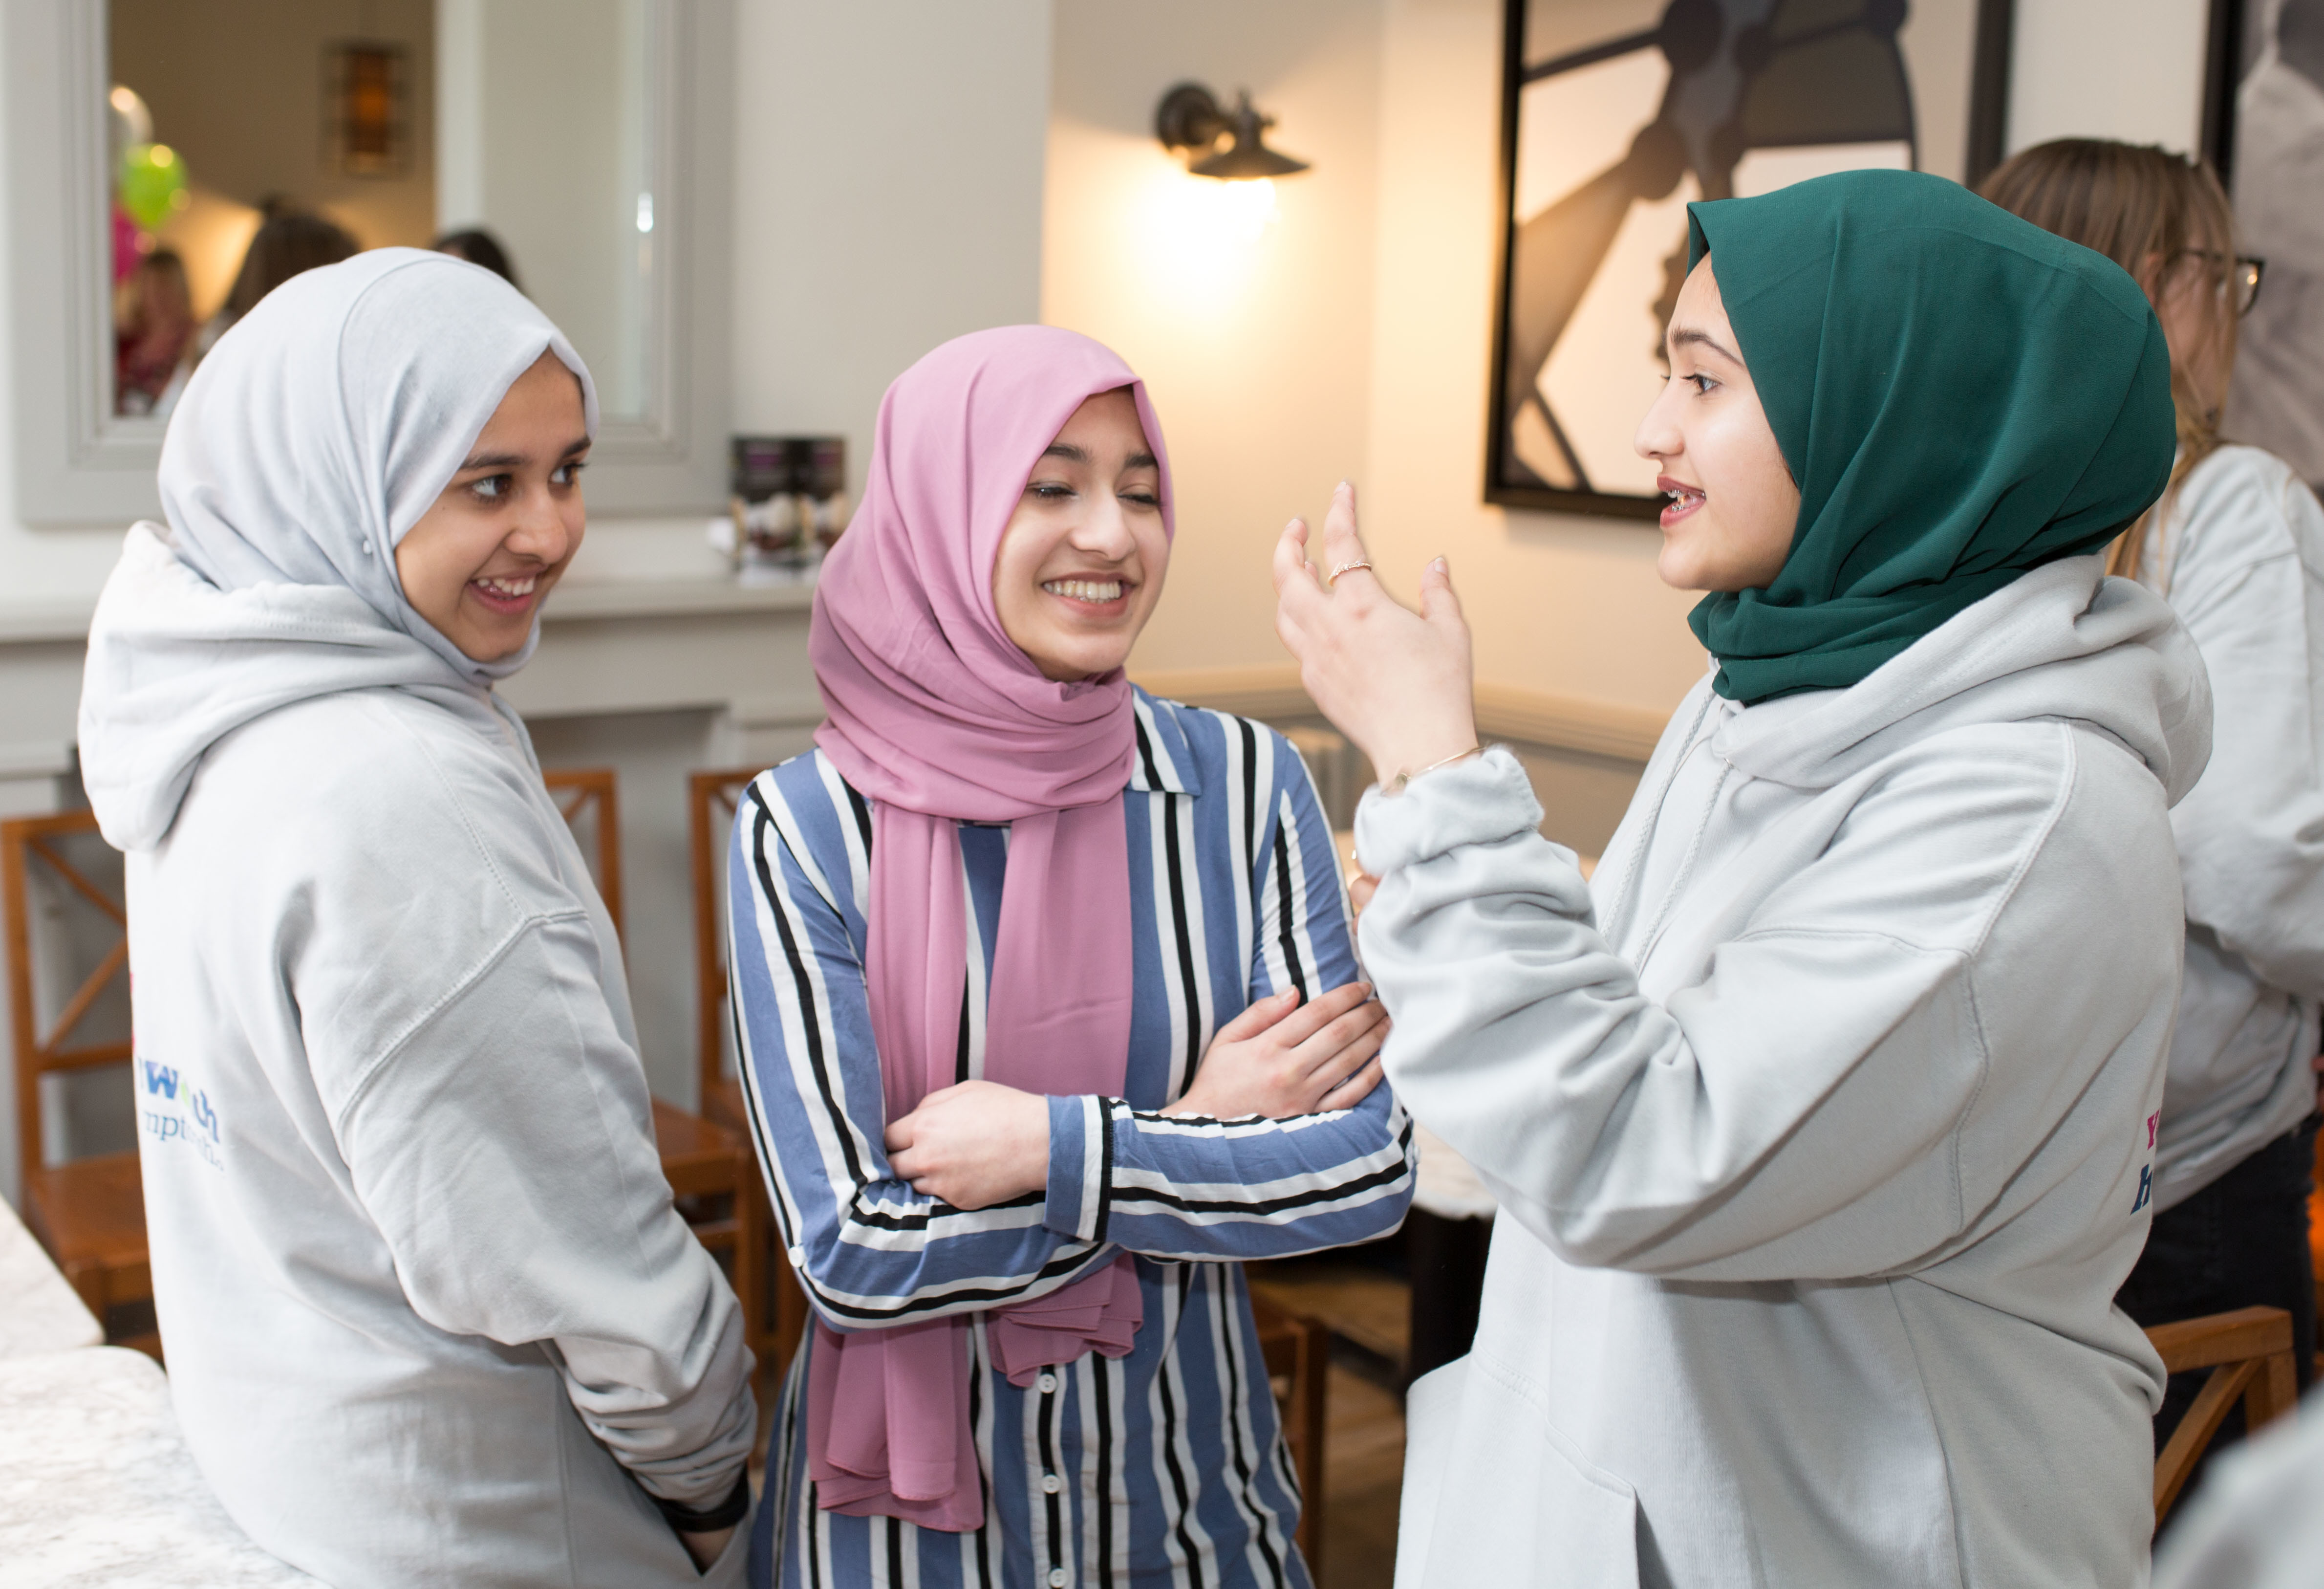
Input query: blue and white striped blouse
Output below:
<box><xmin>729</xmin><ymin>689</ymin><xmax>1416</xmax><ymax>1589</ymax></box>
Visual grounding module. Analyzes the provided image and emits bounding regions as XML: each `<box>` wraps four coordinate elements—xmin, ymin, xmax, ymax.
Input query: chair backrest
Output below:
<box><xmin>2</xmin><ymin>812</ymin><xmax>131</xmax><ymax>1180</ymax></box>
<box><xmin>689</xmin><ymin>768</ymin><xmax>762</xmax><ymax>1109</ymax></box>
<box><xmin>541</xmin><ymin>768</ymin><xmax>623</xmax><ymax>942</ymax></box>
<box><xmin>2145</xmin><ymin>1304</ymin><xmax>2299</xmax><ymax>1523</ymax></box>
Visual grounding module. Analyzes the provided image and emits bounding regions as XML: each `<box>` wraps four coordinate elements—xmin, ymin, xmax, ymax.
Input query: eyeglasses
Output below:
<box><xmin>2177</xmin><ymin>249</ymin><xmax>2266</xmax><ymax>317</ymax></box>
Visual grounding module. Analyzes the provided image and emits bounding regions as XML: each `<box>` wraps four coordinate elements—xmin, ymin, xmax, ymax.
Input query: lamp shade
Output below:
<box><xmin>1156</xmin><ymin>84</ymin><xmax>1311</xmax><ymax>182</ymax></box>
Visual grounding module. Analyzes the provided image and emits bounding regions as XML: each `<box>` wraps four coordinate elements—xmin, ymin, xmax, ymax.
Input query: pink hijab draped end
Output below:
<box><xmin>805</xmin><ymin>326</ymin><xmax>1174</xmax><ymax>1532</ymax></box>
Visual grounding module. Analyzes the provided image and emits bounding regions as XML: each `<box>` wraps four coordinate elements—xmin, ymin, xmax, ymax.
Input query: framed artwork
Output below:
<box><xmin>2206</xmin><ymin>0</ymin><xmax>2324</xmax><ymax>490</ymax></box>
<box><xmin>1485</xmin><ymin>0</ymin><xmax>2016</xmax><ymax>518</ymax></box>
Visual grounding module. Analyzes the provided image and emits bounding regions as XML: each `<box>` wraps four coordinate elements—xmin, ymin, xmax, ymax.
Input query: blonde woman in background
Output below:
<box><xmin>1985</xmin><ymin>139</ymin><xmax>2322</xmax><ymax>1463</ymax></box>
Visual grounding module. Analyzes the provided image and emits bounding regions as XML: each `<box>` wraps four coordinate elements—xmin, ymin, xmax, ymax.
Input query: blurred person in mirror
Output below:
<box><xmin>113</xmin><ymin>246</ymin><xmax>193</xmax><ymax>417</ymax></box>
<box><xmin>1986</xmin><ymin>139</ymin><xmax>2322</xmax><ymax>1482</ymax></box>
<box><xmin>435</xmin><ymin>226</ymin><xmax>521</xmax><ymax>292</ymax></box>
<box><xmin>193</xmin><ymin>198</ymin><xmax>356</xmax><ymax>365</ymax></box>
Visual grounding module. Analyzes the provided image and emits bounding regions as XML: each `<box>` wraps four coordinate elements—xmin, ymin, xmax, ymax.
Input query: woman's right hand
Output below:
<box><xmin>1162</xmin><ymin>981</ymin><xmax>1388</xmax><ymax>1120</ymax></box>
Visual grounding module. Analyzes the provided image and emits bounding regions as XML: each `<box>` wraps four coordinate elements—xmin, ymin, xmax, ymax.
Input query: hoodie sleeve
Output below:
<box><xmin>2155</xmin><ymin>455</ymin><xmax>2324</xmax><ymax>999</ymax></box>
<box><xmin>1356</xmin><ymin>738</ymin><xmax>2173</xmax><ymax>1283</ymax></box>
<box><xmin>328</xmin><ymin>911</ymin><xmax>757</xmax><ymax>1511</ymax></box>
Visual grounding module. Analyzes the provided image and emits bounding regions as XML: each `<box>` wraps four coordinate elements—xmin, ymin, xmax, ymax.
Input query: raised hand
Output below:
<box><xmin>1271</xmin><ymin>480</ymin><xmax>1479</xmax><ymax>791</ymax></box>
<box><xmin>1164</xmin><ymin>980</ymin><xmax>1389</xmax><ymax>1121</ymax></box>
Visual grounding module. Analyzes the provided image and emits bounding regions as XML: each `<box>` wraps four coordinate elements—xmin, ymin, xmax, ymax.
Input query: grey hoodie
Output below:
<box><xmin>1362</xmin><ymin>559</ymin><xmax>2210</xmax><ymax>1589</ymax></box>
<box><xmin>78</xmin><ymin>524</ymin><xmax>755</xmax><ymax>1587</ymax></box>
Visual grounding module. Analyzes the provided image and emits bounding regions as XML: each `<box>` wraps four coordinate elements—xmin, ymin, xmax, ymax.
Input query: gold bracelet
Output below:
<box><xmin>1387</xmin><ymin>745</ymin><xmax>1482</xmax><ymax>794</ymax></box>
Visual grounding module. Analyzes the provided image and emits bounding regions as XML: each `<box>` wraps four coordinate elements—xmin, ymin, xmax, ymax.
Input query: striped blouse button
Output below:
<box><xmin>1048</xmin><ymin>1570</ymin><xmax>1068</xmax><ymax>1588</ymax></box>
<box><xmin>1041</xmin><ymin>1472</ymin><xmax>1062</xmax><ymax>1494</ymax></box>
<box><xmin>1037</xmin><ymin>1372</ymin><xmax>1058</xmax><ymax>1394</ymax></box>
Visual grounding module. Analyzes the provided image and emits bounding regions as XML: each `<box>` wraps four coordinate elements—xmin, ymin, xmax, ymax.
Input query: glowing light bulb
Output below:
<box><xmin>1214</xmin><ymin>178</ymin><xmax>1278</xmax><ymax>242</ymax></box>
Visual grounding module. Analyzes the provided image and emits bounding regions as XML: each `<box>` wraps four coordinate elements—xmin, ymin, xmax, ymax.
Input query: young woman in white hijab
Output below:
<box><xmin>77</xmin><ymin>250</ymin><xmax>756</xmax><ymax>1587</ymax></box>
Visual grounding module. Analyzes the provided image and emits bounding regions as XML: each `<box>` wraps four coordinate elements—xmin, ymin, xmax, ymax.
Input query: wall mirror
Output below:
<box><xmin>5</xmin><ymin>0</ymin><xmax>732</xmax><ymax>526</ymax></box>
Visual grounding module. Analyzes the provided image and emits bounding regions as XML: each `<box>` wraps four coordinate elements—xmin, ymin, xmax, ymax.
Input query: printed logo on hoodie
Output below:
<box><xmin>142</xmin><ymin>1057</ymin><xmax>222</xmax><ymax>1172</ymax></box>
<box><xmin>2130</xmin><ymin>1110</ymin><xmax>2159</xmax><ymax>1214</ymax></box>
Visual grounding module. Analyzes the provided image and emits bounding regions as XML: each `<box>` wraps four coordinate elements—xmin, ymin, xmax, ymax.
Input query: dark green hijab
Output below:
<box><xmin>1683</xmin><ymin>169</ymin><xmax>2175</xmax><ymax>705</ymax></box>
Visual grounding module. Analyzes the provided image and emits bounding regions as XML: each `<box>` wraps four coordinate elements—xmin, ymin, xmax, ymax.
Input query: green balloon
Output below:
<box><xmin>118</xmin><ymin>142</ymin><xmax>187</xmax><ymax>231</ymax></box>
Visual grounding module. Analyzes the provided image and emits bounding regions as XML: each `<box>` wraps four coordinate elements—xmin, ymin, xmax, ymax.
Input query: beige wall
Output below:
<box><xmin>1045</xmin><ymin>0</ymin><xmax>1385</xmax><ymax>677</ymax></box>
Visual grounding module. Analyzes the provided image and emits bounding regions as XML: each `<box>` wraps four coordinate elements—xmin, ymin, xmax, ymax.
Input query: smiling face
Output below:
<box><xmin>393</xmin><ymin>352</ymin><xmax>591</xmax><ymax>662</ymax></box>
<box><xmin>1634</xmin><ymin>256</ymin><xmax>1801</xmax><ymax>593</ymax></box>
<box><xmin>990</xmin><ymin>387</ymin><xmax>1171</xmax><ymax>682</ymax></box>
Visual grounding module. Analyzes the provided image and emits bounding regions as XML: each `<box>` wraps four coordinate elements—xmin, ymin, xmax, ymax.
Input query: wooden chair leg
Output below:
<box><xmin>1286</xmin><ymin>1312</ymin><xmax>1329</xmax><ymax>1576</ymax></box>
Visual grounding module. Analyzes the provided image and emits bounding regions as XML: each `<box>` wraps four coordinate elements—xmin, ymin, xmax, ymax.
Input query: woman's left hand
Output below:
<box><xmin>1272</xmin><ymin>481</ymin><xmax>1479</xmax><ymax>789</ymax></box>
<box><xmin>886</xmin><ymin>1081</ymin><xmax>1051</xmax><ymax>1210</ymax></box>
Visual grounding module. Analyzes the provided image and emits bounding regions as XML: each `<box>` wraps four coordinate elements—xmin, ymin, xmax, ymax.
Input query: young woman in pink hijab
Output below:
<box><xmin>728</xmin><ymin>326</ymin><xmax>1414</xmax><ymax>1589</ymax></box>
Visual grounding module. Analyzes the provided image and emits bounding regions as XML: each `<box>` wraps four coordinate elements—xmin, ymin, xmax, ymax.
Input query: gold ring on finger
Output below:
<box><xmin>1327</xmin><ymin>560</ymin><xmax>1373</xmax><ymax>588</ymax></box>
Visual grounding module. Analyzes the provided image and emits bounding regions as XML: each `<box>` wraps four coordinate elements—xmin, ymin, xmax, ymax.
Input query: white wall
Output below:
<box><xmin>2008</xmin><ymin>0</ymin><xmax>2211</xmax><ymax>155</ymax></box>
<box><xmin>729</xmin><ymin>0</ymin><xmax>1054</xmax><ymax>505</ymax></box>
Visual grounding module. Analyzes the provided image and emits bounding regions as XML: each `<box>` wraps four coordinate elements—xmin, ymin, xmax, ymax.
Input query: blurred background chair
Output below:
<box><xmin>689</xmin><ymin>766</ymin><xmax>807</xmax><ymax>1382</ymax></box>
<box><xmin>1251</xmin><ymin>1288</ymin><xmax>1331</xmax><ymax>1573</ymax></box>
<box><xmin>2</xmin><ymin>810</ymin><xmax>153</xmax><ymax>1357</ymax></box>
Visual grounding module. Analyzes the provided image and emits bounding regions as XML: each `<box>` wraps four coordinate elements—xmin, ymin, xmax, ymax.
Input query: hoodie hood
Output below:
<box><xmin>79</xmin><ymin>523</ymin><xmax>515</xmax><ymax>852</ymax></box>
<box><xmin>78</xmin><ymin>247</ymin><xmax>596</xmax><ymax>853</ymax></box>
<box><xmin>1713</xmin><ymin>556</ymin><xmax>2212</xmax><ymax>805</ymax></box>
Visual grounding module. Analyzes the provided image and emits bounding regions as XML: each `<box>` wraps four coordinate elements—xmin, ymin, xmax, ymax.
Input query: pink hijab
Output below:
<box><xmin>805</xmin><ymin>326</ymin><xmax>1172</xmax><ymax>1532</ymax></box>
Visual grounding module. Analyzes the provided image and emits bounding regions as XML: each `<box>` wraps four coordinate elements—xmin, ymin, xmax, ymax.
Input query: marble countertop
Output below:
<box><xmin>0</xmin><ymin>1347</ymin><xmax>320</xmax><ymax>1587</ymax></box>
<box><xmin>0</xmin><ymin>1197</ymin><xmax>100</xmax><ymax>1359</ymax></box>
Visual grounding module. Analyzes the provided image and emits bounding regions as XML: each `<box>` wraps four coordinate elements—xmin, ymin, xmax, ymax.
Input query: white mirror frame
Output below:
<box><xmin>3</xmin><ymin>0</ymin><xmax>732</xmax><ymax>525</ymax></box>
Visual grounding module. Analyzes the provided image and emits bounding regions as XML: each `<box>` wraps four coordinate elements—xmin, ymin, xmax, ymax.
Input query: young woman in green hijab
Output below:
<box><xmin>1274</xmin><ymin>170</ymin><xmax>2205</xmax><ymax>1586</ymax></box>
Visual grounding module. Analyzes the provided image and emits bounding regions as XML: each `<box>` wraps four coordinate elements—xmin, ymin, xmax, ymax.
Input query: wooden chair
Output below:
<box><xmin>689</xmin><ymin>767</ymin><xmax>808</xmax><ymax>1379</ymax></box>
<box><xmin>2145</xmin><ymin>1304</ymin><xmax>2299</xmax><ymax>1524</ymax></box>
<box><xmin>541</xmin><ymin>767</ymin><xmax>765</xmax><ymax>1376</ymax></box>
<box><xmin>1250</xmin><ymin>1289</ymin><xmax>1330</xmax><ymax>1574</ymax></box>
<box><xmin>689</xmin><ymin>769</ymin><xmax>761</xmax><ymax>1133</ymax></box>
<box><xmin>542</xmin><ymin>768</ymin><xmax>624</xmax><ymax>936</ymax></box>
<box><xmin>2</xmin><ymin>811</ymin><xmax>155</xmax><ymax>1357</ymax></box>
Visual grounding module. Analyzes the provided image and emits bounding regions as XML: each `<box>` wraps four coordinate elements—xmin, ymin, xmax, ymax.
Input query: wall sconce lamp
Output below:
<box><xmin>1154</xmin><ymin>83</ymin><xmax>1311</xmax><ymax>179</ymax></box>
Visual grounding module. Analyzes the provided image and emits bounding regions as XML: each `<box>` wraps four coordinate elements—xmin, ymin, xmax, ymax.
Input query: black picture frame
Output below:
<box><xmin>1484</xmin><ymin>0</ymin><xmax>2019</xmax><ymax>520</ymax></box>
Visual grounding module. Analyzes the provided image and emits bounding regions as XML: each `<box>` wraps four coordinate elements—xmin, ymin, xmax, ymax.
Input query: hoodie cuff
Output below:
<box><xmin>1354</xmin><ymin>745</ymin><xmax>1542</xmax><ymax>874</ymax></box>
<box><xmin>1044</xmin><ymin>1093</ymin><xmax>1110</xmax><ymax>1242</ymax></box>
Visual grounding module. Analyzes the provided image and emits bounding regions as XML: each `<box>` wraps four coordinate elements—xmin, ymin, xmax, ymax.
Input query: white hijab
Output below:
<box><xmin>162</xmin><ymin>246</ymin><xmax>600</xmax><ymax>684</ymax></box>
<box><xmin>80</xmin><ymin>249</ymin><xmax>600</xmax><ymax>851</ymax></box>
